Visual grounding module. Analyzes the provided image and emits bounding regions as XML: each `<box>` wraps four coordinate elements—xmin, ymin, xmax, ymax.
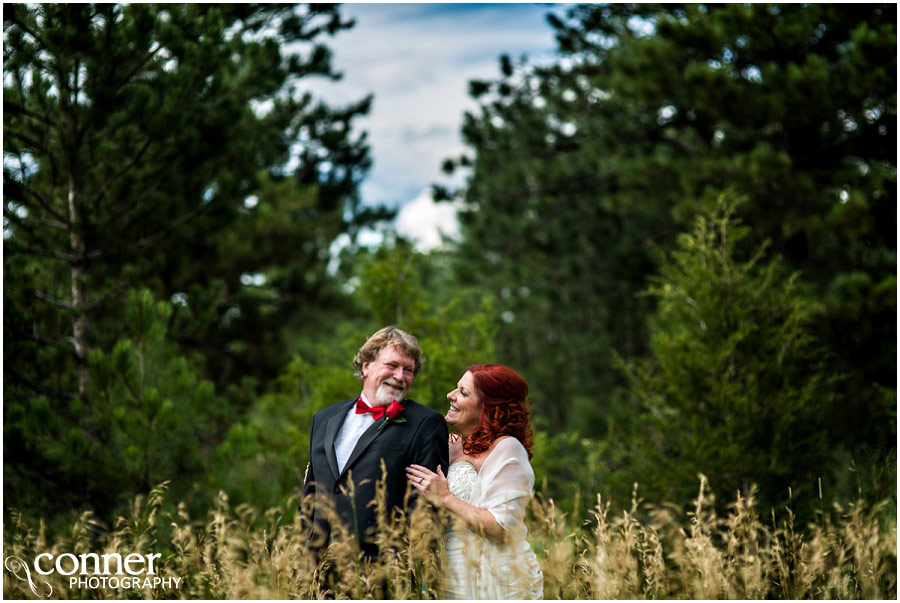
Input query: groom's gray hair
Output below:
<box><xmin>353</xmin><ymin>326</ymin><xmax>423</xmax><ymax>380</ymax></box>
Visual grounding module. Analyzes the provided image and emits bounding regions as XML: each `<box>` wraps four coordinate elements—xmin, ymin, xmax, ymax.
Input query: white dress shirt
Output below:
<box><xmin>334</xmin><ymin>393</ymin><xmax>380</xmax><ymax>474</ymax></box>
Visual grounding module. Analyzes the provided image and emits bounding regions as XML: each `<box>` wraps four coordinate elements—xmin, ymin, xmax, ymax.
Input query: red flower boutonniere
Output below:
<box><xmin>377</xmin><ymin>400</ymin><xmax>406</xmax><ymax>432</ymax></box>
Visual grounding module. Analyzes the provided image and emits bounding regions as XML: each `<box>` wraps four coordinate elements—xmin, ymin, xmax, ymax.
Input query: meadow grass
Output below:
<box><xmin>3</xmin><ymin>477</ymin><xmax>895</xmax><ymax>599</ymax></box>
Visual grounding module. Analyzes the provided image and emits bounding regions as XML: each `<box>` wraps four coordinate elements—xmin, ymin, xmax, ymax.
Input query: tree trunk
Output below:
<box><xmin>69</xmin><ymin>174</ymin><xmax>89</xmax><ymax>396</ymax></box>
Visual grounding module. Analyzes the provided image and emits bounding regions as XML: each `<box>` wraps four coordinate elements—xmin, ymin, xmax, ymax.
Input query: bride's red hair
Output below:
<box><xmin>462</xmin><ymin>364</ymin><xmax>534</xmax><ymax>459</ymax></box>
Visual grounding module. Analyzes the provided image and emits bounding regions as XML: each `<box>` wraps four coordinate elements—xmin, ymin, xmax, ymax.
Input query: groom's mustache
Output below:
<box><xmin>380</xmin><ymin>379</ymin><xmax>405</xmax><ymax>390</ymax></box>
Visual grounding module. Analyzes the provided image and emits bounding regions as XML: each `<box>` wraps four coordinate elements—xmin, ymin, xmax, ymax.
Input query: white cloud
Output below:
<box><xmin>395</xmin><ymin>188</ymin><xmax>461</xmax><ymax>251</ymax></box>
<box><xmin>325</xmin><ymin>188</ymin><xmax>459</xmax><ymax>275</ymax></box>
<box><xmin>300</xmin><ymin>4</ymin><xmax>565</xmax><ymax>208</ymax></box>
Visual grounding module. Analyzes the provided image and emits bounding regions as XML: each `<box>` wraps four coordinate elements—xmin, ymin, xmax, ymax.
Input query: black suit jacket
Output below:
<box><xmin>302</xmin><ymin>397</ymin><xmax>448</xmax><ymax>556</ymax></box>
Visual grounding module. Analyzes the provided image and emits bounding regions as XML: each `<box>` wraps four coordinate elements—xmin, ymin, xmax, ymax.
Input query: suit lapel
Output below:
<box><xmin>324</xmin><ymin>399</ymin><xmax>354</xmax><ymax>481</ymax></box>
<box><xmin>340</xmin><ymin>414</ymin><xmax>385</xmax><ymax>480</ymax></box>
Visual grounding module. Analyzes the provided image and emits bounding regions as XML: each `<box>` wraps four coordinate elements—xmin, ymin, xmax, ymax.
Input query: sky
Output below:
<box><xmin>307</xmin><ymin>3</ymin><xmax>567</xmax><ymax>250</ymax></box>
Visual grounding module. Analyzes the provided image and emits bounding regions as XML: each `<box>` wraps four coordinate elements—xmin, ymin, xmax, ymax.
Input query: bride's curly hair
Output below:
<box><xmin>463</xmin><ymin>364</ymin><xmax>534</xmax><ymax>459</ymax></box>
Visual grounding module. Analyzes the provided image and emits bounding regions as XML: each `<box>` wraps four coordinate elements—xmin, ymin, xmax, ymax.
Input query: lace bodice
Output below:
<box><xmin>447</xmin><ymin>461</ymin><xmax>478</xmax><ymax>503</ymax></box>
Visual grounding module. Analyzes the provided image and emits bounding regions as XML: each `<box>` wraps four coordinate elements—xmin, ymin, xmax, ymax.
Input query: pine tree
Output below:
<box><xmin>444</xmin><ymin>4</ymin><xmax>896</xmax><ymax>459</ymax></box>
<box><xmin>618</xmin><ymin>201</ymin><xmax>839</xmax><ymax>518</ymax></box>
<box><xmin>3</xmin><ymin>3</ymin><xmax>375</xmax><ymax>518</ymax></box>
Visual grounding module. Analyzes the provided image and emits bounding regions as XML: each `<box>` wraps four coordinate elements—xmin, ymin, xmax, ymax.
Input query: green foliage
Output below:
<box><xmin>530</xmin><ymin>427</ymin><xmax>616</xmax><ymax>522</ymax></box>
<box><xmin>613</xmin><ymin>201</ymin><xmax>838</xmax><ymax>518</ymax></box>
<box><xmin>169</xmin><ymin>172</ymin><xmax>381</xmax><ymax>387</ymax></box>
<box><xmin>5</xmin><ymin>289</ymin><xmax>233</xmax><ymax>521</ymax></box>
<box><xmin>441</xmin><ymin>2</ymin><xmax>895</xmax><ymax>519</ymax></box>
<box><xmin>354</xmin><ymin>242</ymin><xmax>498</xmax><ymax>411</ymax></box>
<box><xmin>445</xmin><ymin>4</ymin><xmax>896</xmax><ymax>450</ymax></box>
<box><xmin>2</xmin><ymin>1</ymin><xmax>373</xmax><ymax>398</ymax></box>
<box><xmin>357</xmin><ymin>241</ymin><xmax>430</xmax><ymax>327</ymax></box>
<box><xmin>212</xmin><ymin>352</ymin><xmax>357</xmax><ymax>512</ymax></box>
<box><xmin>3</xmin><ymin>3</ymin><xmax>376</xmax><ymax>522</ymax></box>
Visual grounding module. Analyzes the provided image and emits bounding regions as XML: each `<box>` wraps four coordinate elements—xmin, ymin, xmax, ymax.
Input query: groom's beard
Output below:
<box><xmin>375</xmin><ymin>379</ymin><xmax>406</xmax><ymax>405</ymax></box>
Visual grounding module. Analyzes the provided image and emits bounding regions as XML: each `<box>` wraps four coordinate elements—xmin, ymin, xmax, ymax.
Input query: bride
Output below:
<box><xmin>406</xmin><ymin>364</ymin><xmax>543</xmax><ymax>599</ymax></box>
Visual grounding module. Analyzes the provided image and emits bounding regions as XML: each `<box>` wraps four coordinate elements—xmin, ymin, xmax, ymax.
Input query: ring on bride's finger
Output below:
<box><xmin>418</xmin><ymin>477</ymin><xmax>423</xmax><ymax>484</ymax></box>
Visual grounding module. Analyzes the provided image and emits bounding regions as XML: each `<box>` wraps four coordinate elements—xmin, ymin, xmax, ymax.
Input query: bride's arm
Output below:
<box><xmin>438</xmin><ymin>487</ymin><xmax>506</xmax><ymax>542</ymax></box>
<box><xmin>406</xmin><ymin>464</ymin><xmax>506</xmax><ymax>542</ymax></box>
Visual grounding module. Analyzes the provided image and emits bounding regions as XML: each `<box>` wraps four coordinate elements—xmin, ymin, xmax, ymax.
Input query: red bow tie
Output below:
<box><xmin>356</xmin><ymin>397</ymin><xmax>388</xmax><ymax>420</ymax></box>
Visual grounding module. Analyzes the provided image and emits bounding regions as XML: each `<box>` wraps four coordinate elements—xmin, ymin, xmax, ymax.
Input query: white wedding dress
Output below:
<box><xmin>443</xmin><ymin>437</ymin><xmax>543</xmax><ymax>599</ymax></box>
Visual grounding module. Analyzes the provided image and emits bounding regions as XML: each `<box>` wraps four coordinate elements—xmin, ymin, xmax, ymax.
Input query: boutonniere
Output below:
<box><xmin>377</xmin><ymin>400</ymin><xmax>406</xmax><ymax>431</ymax></box>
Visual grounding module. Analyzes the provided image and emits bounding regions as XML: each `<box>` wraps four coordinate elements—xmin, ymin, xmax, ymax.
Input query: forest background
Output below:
<box><xmin>3</xmin><ymin>2</ymin><xmax>896</xmax><ymax>545</ymax></box>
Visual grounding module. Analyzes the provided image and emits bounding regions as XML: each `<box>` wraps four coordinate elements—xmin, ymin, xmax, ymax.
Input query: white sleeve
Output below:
<box><xmin>479</xmin><ymin>438</ymin><xmax>535</xmax><ymax>531</ymax></box>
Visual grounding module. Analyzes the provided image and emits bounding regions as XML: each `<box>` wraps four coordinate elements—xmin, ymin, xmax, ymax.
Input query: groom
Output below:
<box><xmin>302</xmin><ymin>326</ymin><xmax>448</xmax><ymax>557</ymax></box>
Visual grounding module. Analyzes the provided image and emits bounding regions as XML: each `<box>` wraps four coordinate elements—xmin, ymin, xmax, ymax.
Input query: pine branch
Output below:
<box><xmin>8</xmin><ymin>243</ymin><xmax>79</xmax><ymax>263</ymax></box>
<box><xmin>3</xmin><ymin>99</ymin><xmax>56</xmax><ymax>128</ymax></box>
<box><xmin>33</xmin><ymin>290</ymin><xmax>106</xmax><ymax>313</ymax></box>
<box><xmin>658</xmin><ymin>133</ymin><xmax>696</xmax><ymax>154</ymax></box>
<box><xmin>5</xmin><ymin>171</ymin><xmax>69</xmax><ymax>225</ymax></box>
<box><xmin>89</xmin><ymin>136</ymin><xmax>155</xmax><ymax>208</ymax></box>
<box><xmin>119</xmin><ymin>44</ymin><xmax>165</xmax><ymax>85</ymax></box>
<box><xmin>6</xmin><ymin>13</ymin><xmax>50</xmax><ymax>52</ymax></box>
<box><xmin>3</xmin><ymin>129</ymin><xmax>48</xmax><ymax>154</ymax></box>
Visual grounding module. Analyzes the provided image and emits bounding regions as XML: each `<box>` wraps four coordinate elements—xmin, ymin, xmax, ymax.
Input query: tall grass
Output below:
<box><xmin>3</xmin><ymin>477</ymin><xmax>895</xmax><ymax>599</ymax></box>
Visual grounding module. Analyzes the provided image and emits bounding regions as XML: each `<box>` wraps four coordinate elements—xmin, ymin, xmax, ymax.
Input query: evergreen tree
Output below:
<box><xmin>5</xmin><ymin>288</ymin><xmax>234</xmax><ymax>520</ymax></box>
<box><xmin>443</xmin><ymin>4</ymin><xmax>896</xmax><ymax>465</ymax></box>
<box><xmin>617</xmin><ymin>201</ymin><xmax>839</xmax><ymax>519</ymax></box>
<box><xmin>3</xmin><ymin>3</ymin><xmax>375</xmax><ymax>517</ymax></box>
